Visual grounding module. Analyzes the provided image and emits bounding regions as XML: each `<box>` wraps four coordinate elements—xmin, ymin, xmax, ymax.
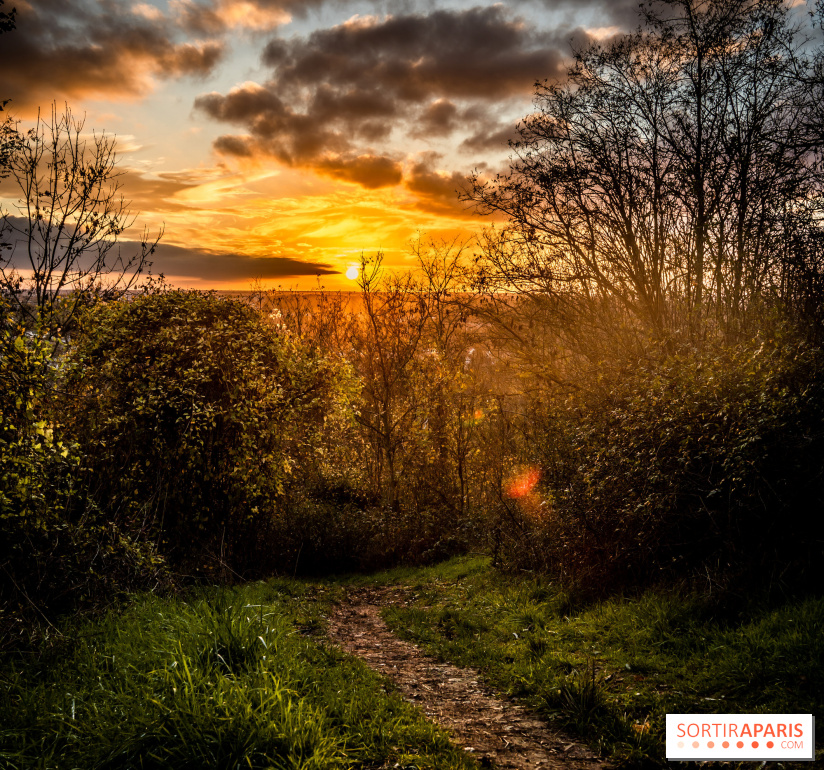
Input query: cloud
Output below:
<box><xmin>0</xmin><ymin>211</ymin><xmax>335</xmax><ymax>280</ymax></box>
<box><xmin>0</xmin><ymin>0</ymin><xmax>224</xmax><ymax>112</ymax></box>
<box><xmin>113</xmin><ymin>169</ymin><xmax>209</xmax><ymax>214</ymax></box>
<box><xmin>316</xmin><ymin>154</ymin><xmax>403</xmax><ymax>189</ymax></box>
<box><xmin>171</xmin><ymin>0</ymin><xmax>293</xmax><ymax>34</ymax></box>
<box><xmin>529</xmin><ymin>0</ymin><xmax>645</xmax><ymax>30</ymax></box>
<box><xmin>460</xmin><ymin>120</ymin><xmax>521</xmax><ymax>153</ymax></box>
<box><xmin>412</xmin><ymin>99</ymin><xmax>460</xmax><ymax>138</ymax></box>
<box><xmin>403</xmin><ymin>154</ymin><xmax>475</xmax><ymax>218</ymax></box>
<box><xmin>196</xmin><ymin>5</ymin><xmax>578</xmax><ymax>193</ymax></box>
<box><xmin>261</xmin><ymin>6</ymin><xmax>567</xmax><ymax>101</ymax></box>
<box><xmin>198</xmin><ymin>82</ymin><xmax>347</xmax><ymax>165</ymax></box>
<box><xmin>147</xmin><ymin>242</ymin><xmax>337</xmax><ymax>280</ymax></box>
<box><xmin>213</xmin><ymin>134</ymin><xmax>258</xmax><ymax>158</ymax></box>
<box><xmin>171</xmin><ymin>0</ymin><xmax>340</xmax><ymax>35</ymax></box>
<box><xmin>198</xmin><ymin>81</ymin><xmax>403</xmax><ymax>187</ymax></box>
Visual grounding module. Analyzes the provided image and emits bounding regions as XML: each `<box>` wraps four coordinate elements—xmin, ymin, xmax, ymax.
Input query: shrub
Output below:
<box><xmin>502</xmin><ymin>334</ymin><xmax>824</xmax><ymax>595</ymax></box>
<box><xmin>64</xmin><ymin>291</ymin><xmax>355</xmax><ymax>577</ymax></box>
<box><xmin>0</xmin><ymin>317</ymin><xmax>163</xmax><ymax>639</ymax></box>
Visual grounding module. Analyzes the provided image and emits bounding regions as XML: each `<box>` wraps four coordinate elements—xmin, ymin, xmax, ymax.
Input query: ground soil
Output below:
<box><xmin>327</xmin><ymin>586</ymin><xmax>609</xmax><ymax>770</ymax></box>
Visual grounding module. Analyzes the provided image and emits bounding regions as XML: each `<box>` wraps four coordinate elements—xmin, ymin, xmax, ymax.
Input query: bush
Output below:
<box><xmin>0</xmin><ymin>318</ymin><xmax>163</xmax><ymax>640</ymax></box>
<box><xmin>501</xmin><ymin>335</ymin><xmax>824</xmax><ymax>595</ymax></box>
<box><xmin>64</xmin><ymin>291</ymin><xmax>355</xmax><ymax>577</ymax></box>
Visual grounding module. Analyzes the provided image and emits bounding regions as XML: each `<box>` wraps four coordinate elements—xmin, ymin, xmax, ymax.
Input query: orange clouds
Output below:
<box><xmin>171</xmin><ymin>0</ymin><xmax>330</xmax><ymax>35</ymax></box>
<box><xmin>170</xmin><ymin>0</ymin><xmax>291</xmax><ymax>33</ymax></box>
<box><xmin>0</xmin><ymin>0</ymin><xmax>644</xmax><ymax>287</ymax></box>
<box><xmin>315</xmin><ymin>155</ymin><xmax>404</xmax><ymax>190</ymax></box>
<box><xmin>103</xmin><ymin>160</ymin><xmax>479</xmax><ymax>289</ymax></box>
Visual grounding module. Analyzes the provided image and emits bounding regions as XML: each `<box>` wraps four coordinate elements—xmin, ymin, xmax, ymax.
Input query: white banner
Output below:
<box><xmin>666</xmin><ymin>714</ymin><xmax>815</xmax><ymax>761</ymax></box>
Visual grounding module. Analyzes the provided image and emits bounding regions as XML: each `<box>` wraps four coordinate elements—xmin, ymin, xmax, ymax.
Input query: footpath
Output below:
<box><xmin>328</xmin><ymin>586</ymin><xmax>607</xmax><ymax>770</ymax></box>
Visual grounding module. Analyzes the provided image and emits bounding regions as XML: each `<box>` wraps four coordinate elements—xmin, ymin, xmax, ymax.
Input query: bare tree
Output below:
<box><xmin>351</xmin><ymin>252</ymin><xmax>430</xmax><ymax>511</ymax></box>
<box><xmin>0</xmin><ymin>105</ymin><xmax>162</xmax><ymax>336</ymax></box>
<box><xmin>465</xmin><ymin>0</ymin><xmax>824</xmax><ymax>342</ymax></box>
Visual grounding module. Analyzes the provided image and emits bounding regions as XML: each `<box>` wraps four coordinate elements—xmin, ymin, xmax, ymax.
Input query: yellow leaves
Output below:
<box><xmin>33</xmin><ymin>421</ymin><xmax>54</xmax><ymax>444</ymax></box>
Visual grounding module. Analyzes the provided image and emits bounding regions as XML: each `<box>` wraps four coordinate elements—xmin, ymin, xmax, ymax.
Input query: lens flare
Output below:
<box><xmin>505</xmin><ymin>467</ymin><xmax>540</xmax><ymax>499</ymax></box>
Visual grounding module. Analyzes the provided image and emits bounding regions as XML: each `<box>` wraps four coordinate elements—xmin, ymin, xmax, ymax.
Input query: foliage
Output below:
<box><xmin>342</xmin><ymin>246</ymin><xmax>487</xmax><ymax>555</ymax></box>
<box><xmin>0</xmin><ymin>308</ymin><xmax>164</xmax><ymax>642</ymax></box>
<box><xmin>63</xmin><ymin>290</ymin><xmax>355</xmax><ymax>577</ymax></box>
<box><xmin>499</xmin><ymin>333</ymin><xmax>824</xmax><ymax>594</ymax></box>
<box><xmin>252</xmin><ymin>243</ymin><xmax>487</xmax><ymax>570</ymax></box>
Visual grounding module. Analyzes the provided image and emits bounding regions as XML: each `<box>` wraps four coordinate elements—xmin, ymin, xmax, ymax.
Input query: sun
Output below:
<box><xmin>345</xmin><ymin>264</ymin><xmax>360</xmax><ymax>281</ymax></box>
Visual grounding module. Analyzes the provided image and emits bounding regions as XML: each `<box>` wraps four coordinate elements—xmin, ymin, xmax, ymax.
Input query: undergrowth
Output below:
<box><xmin>3</xmin><ymin>556</ymin><xmax>820</xmax><ymax>769</ymax></box>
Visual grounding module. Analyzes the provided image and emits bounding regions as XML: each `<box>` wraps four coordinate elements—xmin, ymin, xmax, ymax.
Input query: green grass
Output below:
<box><xmin>0</xmin><ymin>579</ymin><xmax>477</xmax><ymax>769</ymax></box>
<box><xmin>380</xmin><ymin>557</ymin><xmax>824</xmax><ymax>768</ymax></box>
<box><xmin>3</xmin><ymin>556</ymin><xmax>821</xmax><ymax>769</ymax></box>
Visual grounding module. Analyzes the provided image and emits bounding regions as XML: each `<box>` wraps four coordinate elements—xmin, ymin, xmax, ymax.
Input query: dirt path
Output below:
<box><xmin>327</xmin><ymin>587</ymin><xmax>608</xmax><ymax>770</ymax></box>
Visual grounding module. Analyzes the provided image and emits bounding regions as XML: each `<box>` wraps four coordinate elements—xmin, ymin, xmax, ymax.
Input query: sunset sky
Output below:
<box><xmin>0</xmin><ymin>0</ymin><xmax>641</xmax><ymax>289</ymax></box>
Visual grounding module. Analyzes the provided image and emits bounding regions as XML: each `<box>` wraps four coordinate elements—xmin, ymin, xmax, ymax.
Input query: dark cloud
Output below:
<box><xmin>0</xmin><ymin>0</ymin><xmax>224</xmax><ymax>111</ymax></box>
<box><xmin>460</xmin><ymin>121</ymin><xmax>521</xmax><ymax>153</ymax></box>
<box><xmin>148</xmin><ymin>242</ymin><xmax>336</xmax><ymax>280</ymax></box>
<box><xmin>197</xmin><ymin>80</ymin><xmax>402</xmax><ymax>187</ymax></box>
<box><xmin>198</xmin><ymin>83</ymin><xmax>351</xmax><ymax>166</ymax></box>
<box><xmin>412</xmin><ymin>100</ymin><xmax>460</xmax><ymax>138</ymax></box>
<box><xmin>404</xmin><ymin>154</ymin><xmax>475</xmax><ymax>218</ymax></box>
<box><xmin>261</xmin><ymin>6</ymin><xmax>567</xmax><ymax>101</ymax></box>
<box><xmin>197</xmin><ymin>5</ymin><xmax>576</xmax><ymax>192</ymax></box>
<box><xmin>316</xmin><ymin>154</ymin><xmax>403</xmax><ymax>189</ymax></box>
<box><xmin>214</xmin><ymin>134</ymin><xmax>258</xmax><ymax>158</ymax></box>
<box><xmin>310</xmin><ymin>85</ymin><xmax>398</xmax><ymax>139</ymax></box>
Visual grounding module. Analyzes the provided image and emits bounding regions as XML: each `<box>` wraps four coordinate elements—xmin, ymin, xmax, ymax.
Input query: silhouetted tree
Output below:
<box><xmin>0</xmin><ymin>1</ymin><xmax>17</xmax><ymax>179</ymax></box>
<box><xmin>0</xmin><ymin>105</ymin><xmax>162</xmax><ymax>337</ymax></box>
<box><xmin>466</xmin><ymin>0</ymin><xmax>824</xmax><ymax>342</ymax></box>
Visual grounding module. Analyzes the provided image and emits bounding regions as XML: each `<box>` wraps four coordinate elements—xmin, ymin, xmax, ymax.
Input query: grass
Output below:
<box><xmin>2</xmin><ymin>556</ymin><xmax>821</xmax><ymax>768</ymax></box>
<box><xmin>0</xmin><ymin>579</ymin><xmax>477</xmax><ymax>770</ymax></box>
<box><xmin>378</xmin><ymin>557</ymin><xmax>824</xmax><ymax>768</ymax></box>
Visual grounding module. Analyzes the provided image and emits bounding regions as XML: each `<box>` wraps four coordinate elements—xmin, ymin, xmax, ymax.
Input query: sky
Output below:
<box><xmin>0</xmin><ymin>0</ymin><xmax>642</xmax><ymax>289</ymax></box>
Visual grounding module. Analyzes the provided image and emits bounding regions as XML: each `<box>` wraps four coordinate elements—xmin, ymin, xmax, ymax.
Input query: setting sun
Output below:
<box><xmin>345</xmin><ymin>265</ymin><xmax>360</xmax><ymax>281</ymax></box>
